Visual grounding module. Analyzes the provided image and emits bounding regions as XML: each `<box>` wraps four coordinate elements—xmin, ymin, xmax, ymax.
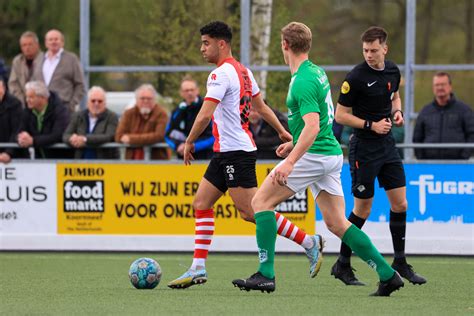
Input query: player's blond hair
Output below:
<box><xmin>281</xmin><ymin>22</ymin><xmax>312</xmax><ymax>54</ymax></box>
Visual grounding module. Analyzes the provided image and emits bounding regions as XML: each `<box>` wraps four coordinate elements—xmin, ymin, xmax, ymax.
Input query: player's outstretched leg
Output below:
<box><xmin>342</xmin><ymin>224</ymin><xmax>404</xmax><ymax>296</ymax></box>
<box><xmin>389</xmin><ymin>210</ymin><xmax>427</xmax><ymax>285</ymax></box>
<box><xmin>275</xmin><ymin>212</ymin><xmax>324</xmax><ymax>278</ymax></box>
<box><xmin>232</xmin><ymin>211</ymin><xmax>277</xmax><ymax>293</ymax></box>
<box><xmin>168</xmin><ymin>209</ymin><xmax>214</xmax><ymax>289</ymax></box>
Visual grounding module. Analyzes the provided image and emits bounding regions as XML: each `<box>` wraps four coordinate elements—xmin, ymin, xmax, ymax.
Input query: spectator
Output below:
<box><xmin>0</xmin><ymin>80</ymin><xmax>28</xmax><ymax>163</ymax></box>
<box><xmin>413</xmin><ymin>72</ymin><xmax>474</xmax><ymax>159</ymax></box>
<box><xmin>63</xmin><ymin>86</ymin><xmax>119</xmax><ymax>159</ymax></box>
<box><xmin>248</xmin><ymin>103</ymin><xmax>288</xmax><ymax>159</ymax></box>
<box><xmin>35</xmin><ymin>29</ymin><xmax>85</xmax><ymax>112</ymax></box>
<box><xmin>165</xmin><ymin>76</ymin><xmax>213</xmax><ymax>159</ymax></box>
<box><xmin>115</xmin><ymin>84</ymin><xmax>170</xmax><ymax>160</ymax></box>
<box><xmin>17</xmin><ymin>80</ymin><xmax>70</xmax><ymax>159</ymax></box>
<box><xmin>8</xmin><ymin>31</ymin><xmax>44</xmax><ymax>106</ymax></box>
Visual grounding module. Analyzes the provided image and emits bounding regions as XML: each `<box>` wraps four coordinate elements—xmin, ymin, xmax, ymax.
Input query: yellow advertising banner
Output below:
<box><xmin>57</xmin><ymin>163</ymin><xmax>315</xmax><ymax>235</ymax></box>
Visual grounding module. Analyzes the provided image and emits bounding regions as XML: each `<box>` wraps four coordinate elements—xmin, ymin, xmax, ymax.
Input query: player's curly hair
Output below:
<box><xmin>200</xmin><ymin>21</ymin><xmax>232</xmax><ymax>43</ymax></box>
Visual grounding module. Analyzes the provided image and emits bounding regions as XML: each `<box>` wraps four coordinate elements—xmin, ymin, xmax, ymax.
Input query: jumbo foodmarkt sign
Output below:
<box><xmin>56</xmin><ymin>163</ymin><xmax>315</xmax><ymax>235</ymax></box>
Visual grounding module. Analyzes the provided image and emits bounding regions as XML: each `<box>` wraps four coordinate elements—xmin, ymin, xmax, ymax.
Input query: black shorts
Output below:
<box><xmin>203</xmin><ymin>150</ymin><xmax>258</xmax><ymax>193</ymax></box>
<box><xmin>349</xmin><ymin>134</ymin><xmax>406</xmax><ymax>199</ymax></box>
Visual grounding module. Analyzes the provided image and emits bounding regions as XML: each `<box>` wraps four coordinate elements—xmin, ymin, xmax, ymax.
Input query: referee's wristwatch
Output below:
<box><xmin>364</xmin><ymin>120</ymin><xmax>372</xmax><ymax>130</ymax></box>
<box><xmin>392</xmin><ymin>109</ymin><xmax>404</xmax><ymax>118</ymax></box>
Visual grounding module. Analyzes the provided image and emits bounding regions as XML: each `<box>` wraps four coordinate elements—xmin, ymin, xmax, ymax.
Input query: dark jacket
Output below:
<box><xmin>250</xmin><ymin>109</ymin><xmax>289</xmax><ymax>159</ymax></box>
<box><xmin>18</xmin><ymin>91</ymin><xmax>71</xmax><ymax>159</ymax></box>
<box><xmin>0</xmin><ymin>92</ymin><xmax>28</xmax><ymax>158</ymax></box>
<box><xmin>63</xmin><ymin>109</ymin><xmax>120</xmax><ymax>159</ymax></box>
<box><xmin>165</xmin><ymin>96</ymin><xmax>214</xmax><ymax>159</ymax></box>
<box><xmin>413</xmin><ymin>94</ymin><xmax>473</xmax><ymax>159</ymax></box>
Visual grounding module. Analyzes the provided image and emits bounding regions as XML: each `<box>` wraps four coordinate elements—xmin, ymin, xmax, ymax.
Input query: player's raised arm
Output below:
<box><xmin>252</xmin><ymin>93</ymin><xmax>292</xmax><ymax>143</ymax></box>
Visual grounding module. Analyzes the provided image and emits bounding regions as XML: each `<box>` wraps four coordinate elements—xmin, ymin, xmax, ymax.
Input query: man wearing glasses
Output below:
<box><xmin>63</xmin><ymin>86</ymin><xmax>119</xmax><ymax>159</ymax></box>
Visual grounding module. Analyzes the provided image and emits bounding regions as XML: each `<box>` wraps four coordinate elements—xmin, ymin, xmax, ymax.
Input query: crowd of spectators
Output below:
<box><xmin>0</xmin><ymin>30</ymin><xmax>472</xmax><ymax>163</ymax></box>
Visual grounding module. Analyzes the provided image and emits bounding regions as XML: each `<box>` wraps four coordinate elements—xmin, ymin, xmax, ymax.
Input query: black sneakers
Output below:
<box><xmin>371</xmin><ymin>271</ymin><xmax>404</xmax><ymax>296</ymax></box>
<box><xmin>392</xmin><ymin>261</ymin><xmax>427</xmax><ymax>285</ymax></box>
<box><xmin>331</xmin><ymin>261</ymin><xmax>365</xmax><ymax>286</ymax></box>
<box><xmin>232</xmin><ymin>272</ymin><xmax>275</xmax><ymax>293</ymax></box>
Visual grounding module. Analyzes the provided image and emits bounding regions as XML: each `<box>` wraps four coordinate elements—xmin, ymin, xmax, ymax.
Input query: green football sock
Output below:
<box><xmin>342</xmin><ymin>224</ymin><xmax>395</xmax><ymax>281</ymax></box>
<box><xmin>255</xmin><ymin>211</ymin><xmax>277</xmax><ymax>279</ymax></box>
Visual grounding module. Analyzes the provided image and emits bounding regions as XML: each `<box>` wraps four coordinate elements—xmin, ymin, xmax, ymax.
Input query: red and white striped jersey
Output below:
<box><xmin>204</xmin><ymin>57</ymin><xmax>260</xmax><ymax>152</ymax></box>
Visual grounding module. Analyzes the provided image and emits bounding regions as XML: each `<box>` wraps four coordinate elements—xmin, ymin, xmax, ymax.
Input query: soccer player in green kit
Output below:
<box><xmin>232</xmin><ymin>22</ymin><xmax>404</xmax><ymax>296</ymax></box>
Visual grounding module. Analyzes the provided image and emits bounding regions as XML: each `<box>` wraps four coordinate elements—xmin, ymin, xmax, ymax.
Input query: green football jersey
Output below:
<box><xmin>286</xmin><ymin>60</ymin><xmax>342</xmax><ymax>156</ymax></box>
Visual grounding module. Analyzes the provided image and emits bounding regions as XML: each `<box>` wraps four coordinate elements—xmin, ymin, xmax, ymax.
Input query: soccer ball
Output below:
<box><xmin>128</xmin><ymin>257</ymin><xmax>162</xmax><ymax>289</ymax></box>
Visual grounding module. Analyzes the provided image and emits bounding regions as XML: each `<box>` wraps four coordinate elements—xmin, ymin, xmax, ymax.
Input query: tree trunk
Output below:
<box><xmin>420</xmin><ymin>0</ymin><xmax>433</xmax><ymax>64</ymax></box>
<box><xmin>466</xmin><ymin>0</ymin><xmax>473</xmax><ymax>62</ymax></box>
<box><xmin>250</xmin><ymin>0</ymin><xmax>272</xmax><ymax>99</ymax></box>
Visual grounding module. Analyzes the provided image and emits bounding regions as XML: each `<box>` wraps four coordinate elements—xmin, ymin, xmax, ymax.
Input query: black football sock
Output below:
<box><xmin>390</xmin><ymin>210</ymin><xmax>407</xmax><ymax>264</ymax></box>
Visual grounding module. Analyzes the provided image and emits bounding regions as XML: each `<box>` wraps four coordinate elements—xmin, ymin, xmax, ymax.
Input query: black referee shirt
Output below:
<box><xmin>338</xmin><ymin>60</ymin><xmax>401</xmax><ymax>139</ymax></box>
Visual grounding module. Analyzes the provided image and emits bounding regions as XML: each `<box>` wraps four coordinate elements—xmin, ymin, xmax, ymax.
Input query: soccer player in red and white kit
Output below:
<box><xmin>168</xmin><ymin>21</ymin><xmax>324</xmax><ymax>289</ymax></box>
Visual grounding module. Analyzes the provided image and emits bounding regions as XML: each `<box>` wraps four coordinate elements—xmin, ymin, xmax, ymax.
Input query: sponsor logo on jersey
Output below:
<box><xmin>341</xmin><ymin>81</ymin><xmax>350</xmax><ymax>94</ymax></box>
<box><xmin>211</xmin><ymin>74</ymin><xmax>217</xmax><ymax>80</ymax></box>
<box><xmin>318</xmin><ymin>73</ymin><xmax>328</xmax><ymax>85</ymax></box>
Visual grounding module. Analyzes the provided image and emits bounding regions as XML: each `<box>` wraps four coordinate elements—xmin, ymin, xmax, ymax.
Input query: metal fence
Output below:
<box><xmin>2</xmin><ymin>142</ymin><xmax>473</xmax><ymax>162</ymax></box>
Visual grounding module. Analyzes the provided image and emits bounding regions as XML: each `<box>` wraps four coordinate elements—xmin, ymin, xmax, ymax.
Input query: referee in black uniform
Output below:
<box><xmin>333</xmin><ymin>26</ymin><xmax>426</xmax><ymax>286</ymax></box>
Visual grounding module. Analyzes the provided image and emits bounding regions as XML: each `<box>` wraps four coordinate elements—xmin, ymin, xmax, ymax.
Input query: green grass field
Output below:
<box><xmin>0</xmin><ymin>252</ymin><xmax>472</xmax><ymax>315</ymax></box>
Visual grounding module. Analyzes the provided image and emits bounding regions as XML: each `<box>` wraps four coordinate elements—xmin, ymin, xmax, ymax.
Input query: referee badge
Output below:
<box><xmin>387</xmin><ymin>81</ymin><xmax>391</xmax><ymax>91</ymax></box>
<box><xmin>341</xmin><ymin>81</ymin><xmax>350</xmax><ymax>94</ymax></box>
